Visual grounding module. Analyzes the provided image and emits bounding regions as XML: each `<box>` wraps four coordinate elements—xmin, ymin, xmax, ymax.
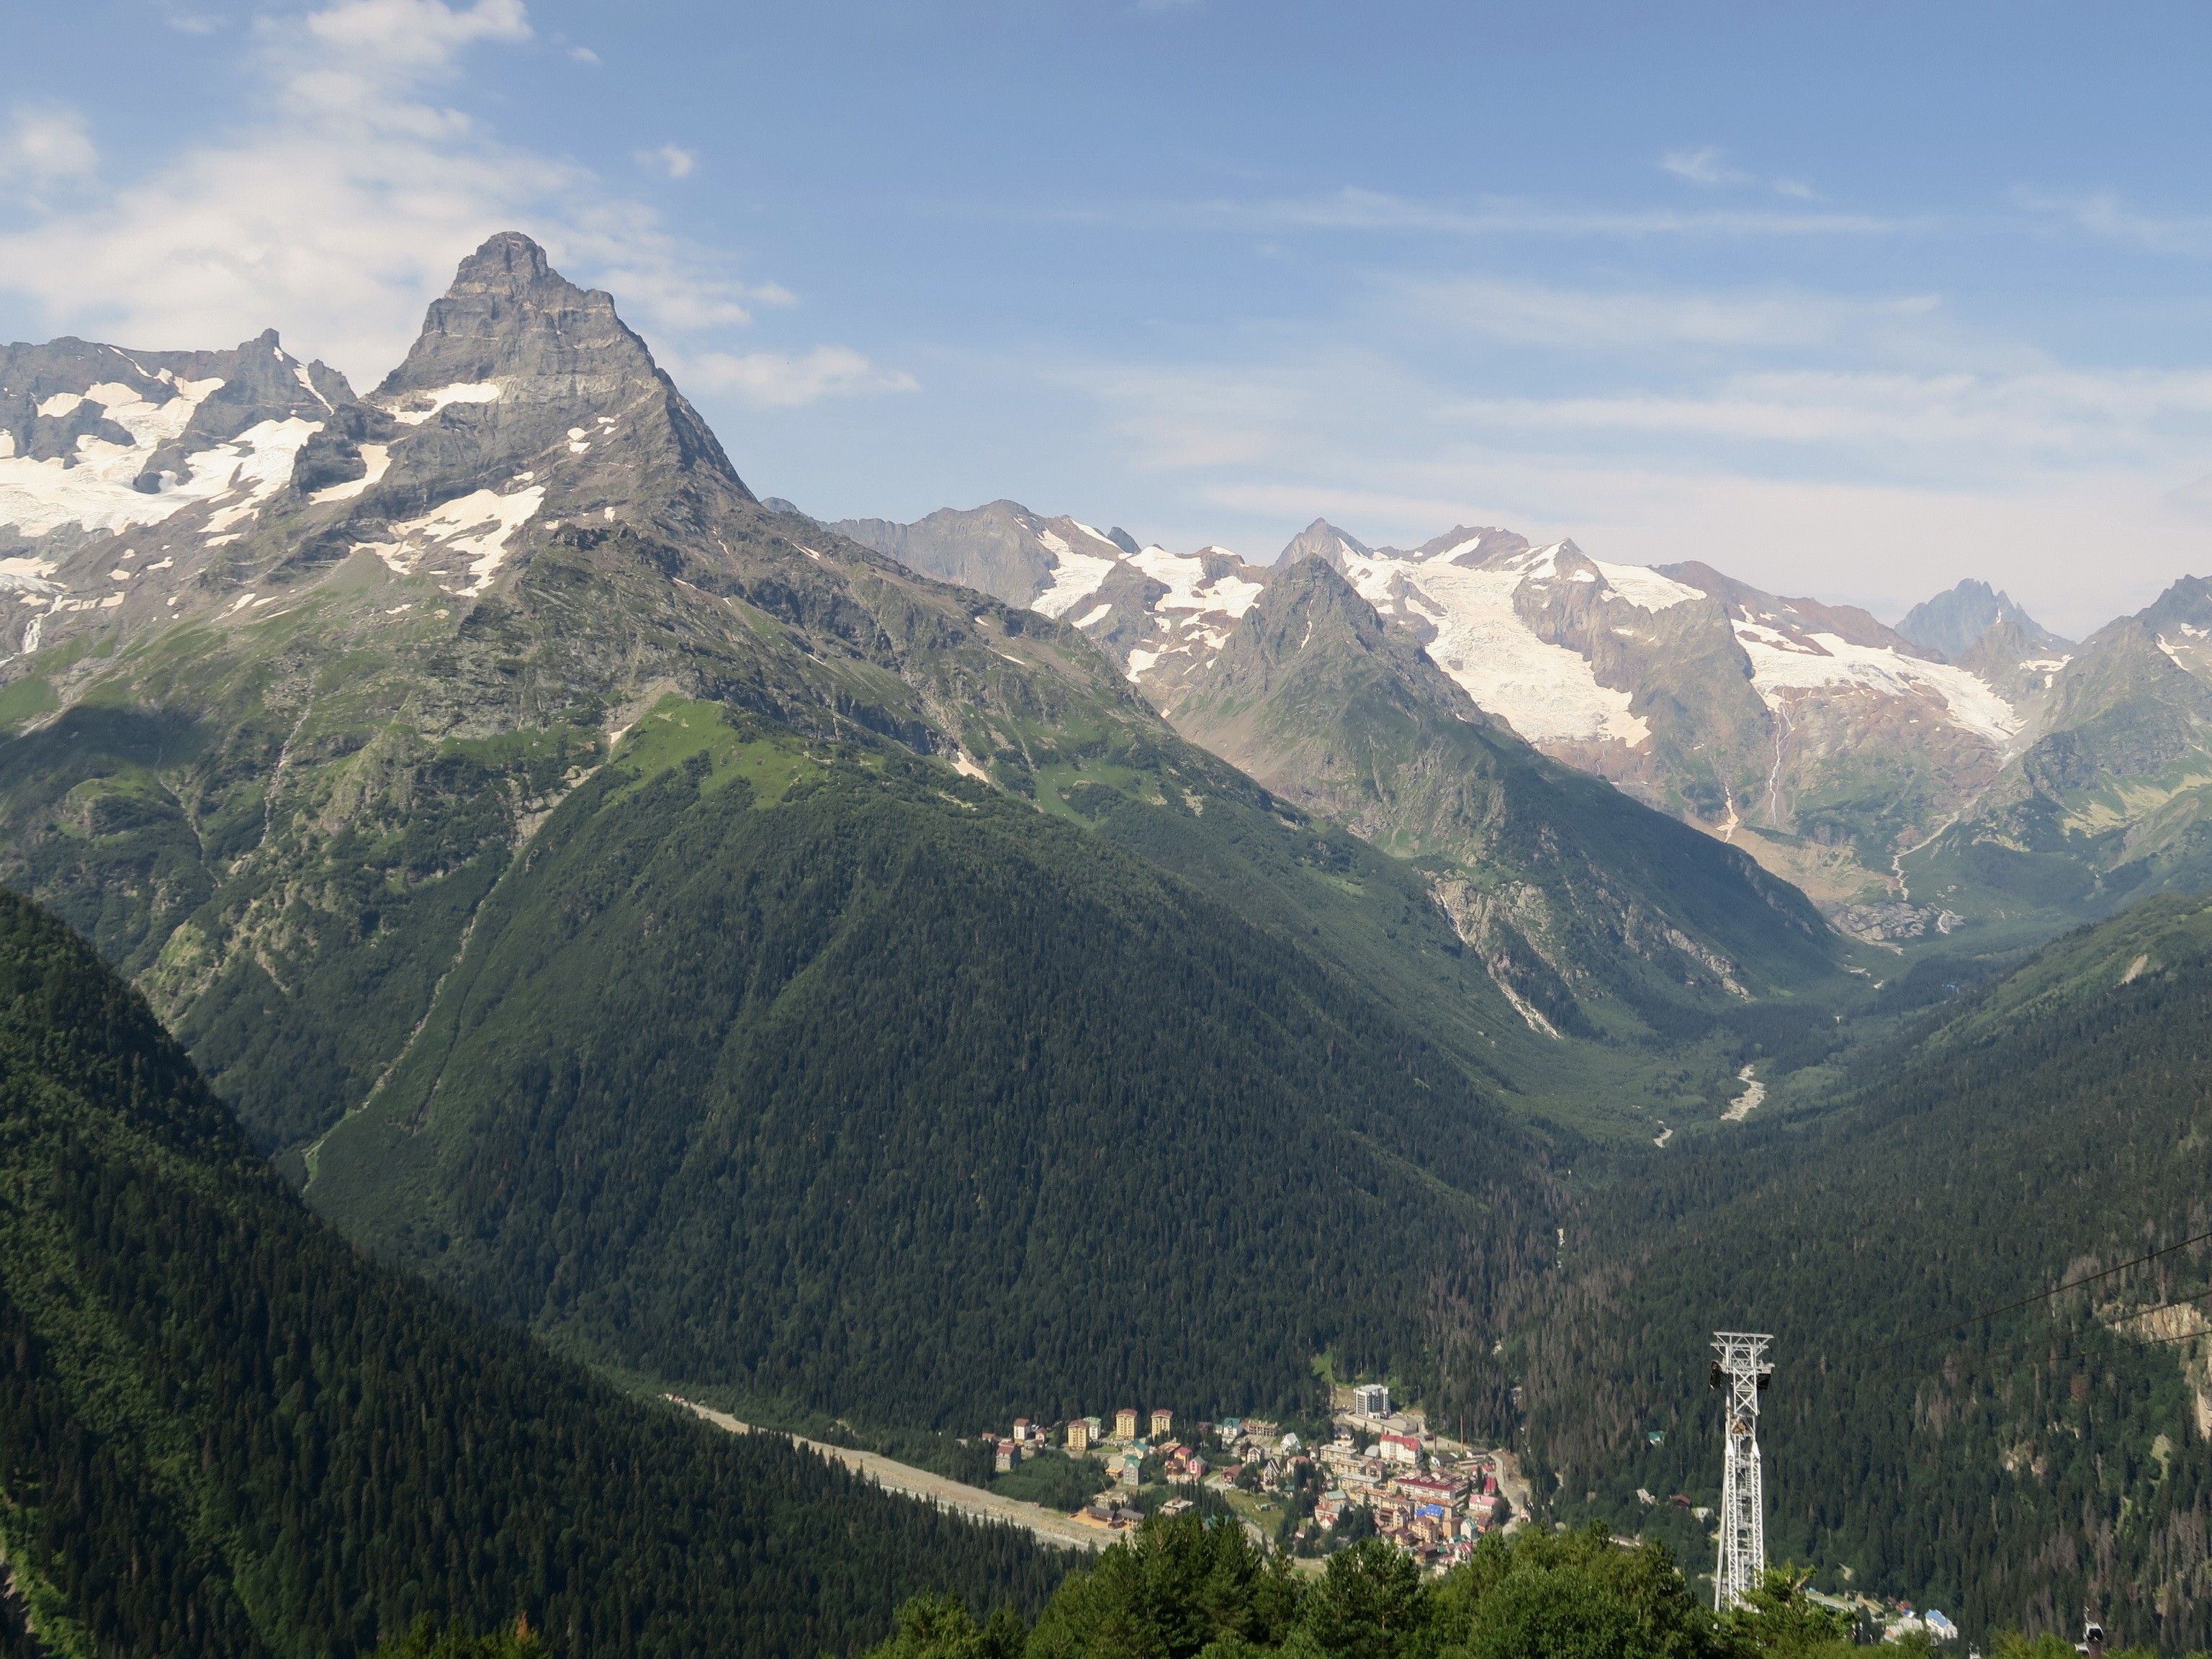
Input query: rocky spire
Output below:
<box><xmin>368</xmin><ymin>232</ymin><xmax>749</xmax><ymax>498</ymax></box>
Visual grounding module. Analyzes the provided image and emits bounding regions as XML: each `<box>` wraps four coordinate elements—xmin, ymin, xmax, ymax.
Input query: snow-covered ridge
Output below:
<box><xmin>0</xmin><ymin>379</ymin><xmax>321</xmax><ymax>542</ymax></box>
<box><xmin>1340</xmin><ymin>546</ymin><xmax>1653</xmax><ymax>747</ymax></box>
<box><xmin>1734</xmin><ymin>626</ymin><xmax>2020</xmax><ymax>745</ymax></box>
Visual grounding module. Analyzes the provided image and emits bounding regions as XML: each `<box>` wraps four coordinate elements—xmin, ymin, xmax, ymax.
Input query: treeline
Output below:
<box><xmin>856</xmin><ymin>1511</ymin><xmax>2180</xmax><ymax>1659</ymax></box>
<box><xmin>310</xmin><ymin>739</ymin><xmax>1558</xmax><ymax>1429</ymax></box>
<box><xmin>1509</xmin><ymin>894</ymin><xmax>2212</xmax><ymax>1647</ymax></box>
<box><xmin>0</xmin><ymin>887</ymin><xmax>1064</xmax><ymax>1658</ymax></box>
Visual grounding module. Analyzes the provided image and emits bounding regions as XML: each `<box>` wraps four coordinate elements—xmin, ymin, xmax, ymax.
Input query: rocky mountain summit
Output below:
<box><xmin>1898</xmin><ymin>577</ymin><xmax>2074</xmax><ymax>660</ymax></box>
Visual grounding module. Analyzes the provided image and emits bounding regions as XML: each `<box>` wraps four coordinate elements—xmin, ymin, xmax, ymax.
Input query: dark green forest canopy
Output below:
<box><xmin>307</xmin><ymin>714</ymin><xmax>1560</xmax><ymax>1429</ymax></box>
<box><xmin>0</xmin><ymin>885</ymin><xmax>1065</xmax><ymax>1659</ymax></box>
<box><xmin>1512</xmin><ymin>892</ymin><xmax>2212</xmax><ymax>1649</ymax></box>
<box><xmin>863</xmin><ymin>1513</ymin><xmax>1889</xmax><ymax>1659</ymax></box>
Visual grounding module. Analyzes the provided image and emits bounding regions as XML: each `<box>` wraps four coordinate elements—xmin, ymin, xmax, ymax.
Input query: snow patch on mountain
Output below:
<box><xmin>1130</xmin><ymin>544</ymin><xmax>1265</xmax><ymax>637</ymax></box>
<box><xmin>1339</xmin><ymin>545</ymin><xmax>1652</xmax><ymax>747</ymax></box>
<box><xmin>359</xmin><ymin>485</ymin><xmax>544</xmax><ymax>595</ymax></box>
<box><xmin>1030</xmin><ymin>537</ymin><xmax>1122</xmax><ymax>617</ymax></box>
<box><xmin>1596</xmin><ymin>562</ymin><xmax>1701</xmax><ymax>612</ymax></box>
<box><xmin>1734</xmin><ymin>626</ymin><xmax>2020</xmax><ymax>745</ymax></box>
<box><xmin>0</xmin><ymin>372</ymin><xmax>230</xmax><ymax>536</ymax></box>
<box><xmin>310</xmin><ymin>443</ymin><xmax>392</xmax><ymax>503</ymax></box>
<box><xmin>381</xmin><ymin>382</ymin><xmax>503</xmax><ymax>426</ymax></box>
<box><xmin>0</xmin><ymin>396</ymin><xmax>320</xmax><ymax>540</ymax></box>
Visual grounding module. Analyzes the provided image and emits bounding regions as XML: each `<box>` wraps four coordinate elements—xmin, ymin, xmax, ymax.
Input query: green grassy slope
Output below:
<box><xmin>305</xmin><ymin>705</ymin><xmax>1558</xmax><ymax>1429</ymax></box>
<box><xmin>0</xmin><ymin>885</ymin><xmax>1064</xmax><ymax>1659</ymax></box>
<box><xmin>1509</xmin><ymin>892</ymin><xmax>2212</xmax><ymax>1647</ymax></box>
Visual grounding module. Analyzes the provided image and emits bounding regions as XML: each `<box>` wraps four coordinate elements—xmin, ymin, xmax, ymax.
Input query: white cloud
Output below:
<box><xmin>681</xmin><ymin>346</ymin><xmax>920</xmax><ymax>407</ymax></box>
<box><xmin>568</xmin><ymin>45</ymin><xmax>600</xmax><ymax>63</ymax></box>
<box><xmin>1398</xmin><ymin>278</ymin><xmax>1943</xmax><ymax>351</ymax></box>
<box><xmin>0</xmin><ymin>0</ymin><xmax>801</xmax><ymax>386</ymax></box>
<box><xmin>639</xmin><ymin>144</ymin><xmax>696</xmax><ymax>179</ymax></box>
<box><xmin>1660</xmin><ymin>146</ymin><xmax>1748</xmax><ymax>187</ymax></box>
<box><xmin>1046</xmin><ymin>276</ymin><xmax>2212</xmax><ymax>638</ymax></box>
<box><xmin>1</xmin><ymin>107</ymin><xmax>99</xmax><ymax>202</ymax></box>
<box><xmin>295</xmin><ymin>0</ymin><xmax>529</xmax><ymax>67</ymax></box>
<box><xmin>1039</xmin><ymin>185</ymin><xmax>1905</xmax><ymax>240</ymax></box>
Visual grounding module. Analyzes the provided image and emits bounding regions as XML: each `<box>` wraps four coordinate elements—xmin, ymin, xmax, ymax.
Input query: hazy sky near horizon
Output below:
<box><xmin>6</xmin><ymin>1</ymin><xmax>2212</xmax><ymax>634</ymax></box>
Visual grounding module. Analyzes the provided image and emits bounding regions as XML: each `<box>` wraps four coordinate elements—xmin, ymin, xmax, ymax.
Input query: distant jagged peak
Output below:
<box><xmin>1662</xmin><ymin>560</ymin><xmax>1930</xmax><ymax>656</ymax></box>
<box><xmin>1897</xmin><ymin>577</ymin><xmax>2072</xmax><ymax>660</ymax></box>
<box><xmin>1274</xmin><ymin>517</ymin><xmax>1373</xmax><ymax>571</ymax></box>
<box><xmin>1406</xmin><ymin>525</ymin><xmax>1530</xmax><ymax>567</ymax></box>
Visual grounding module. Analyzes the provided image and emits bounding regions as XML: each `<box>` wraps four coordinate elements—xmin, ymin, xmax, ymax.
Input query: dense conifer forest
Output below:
<box><xmin>1514</xmin><ymin>894</ymin><xmax>2212</xmax><ymax>1648</ymax></box>
<box><xmin>307</xmin><ymin>711</ymin><xmax>1561</xmax><ymax>1429</ymax></box>
<box><xmin>0</xmin><ymin>887</ymin><xmax>1064</xmax><ymax>1658</ymax></box>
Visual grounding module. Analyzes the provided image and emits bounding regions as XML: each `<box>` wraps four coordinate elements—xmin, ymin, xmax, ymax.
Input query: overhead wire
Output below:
<box><xmin>1779</xmin><ymin>1223</ymin><xmax>2212</xmax><ymax>1374</ymax></box>
<box><xmin>1842</xmin><ymin>1286</ymin><xmax>2212</xmax><ymax>1390</ymax></box>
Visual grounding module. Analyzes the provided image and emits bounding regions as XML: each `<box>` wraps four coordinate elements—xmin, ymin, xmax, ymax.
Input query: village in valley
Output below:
<box><xmin>980</xmin><ymin>1383</ymin><xmax>1518</xmax><ymax>1567</ymax></box>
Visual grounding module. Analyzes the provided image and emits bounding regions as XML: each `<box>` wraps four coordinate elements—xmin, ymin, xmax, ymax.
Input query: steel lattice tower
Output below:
<box><xmin>1711</xmin><ymin>1331</ymin><xmax>1773</xmax><ymax>1611</ymax></box>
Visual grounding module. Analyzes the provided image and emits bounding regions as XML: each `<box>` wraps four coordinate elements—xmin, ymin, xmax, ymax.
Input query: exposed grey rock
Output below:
<box><xmin>1897</xmin><ymin>577</ymin><xmax>2072</xmax><ymax>660</ymax></box>
<box><xmin>828</xmin><ymin>498</ymin><xmax>1116</xmax><ymax>609</ymax></box>
<box><xmin>1274</xmin><ymin>518</ymin><xmax>1372</xmax><ymax>570</ymax></box>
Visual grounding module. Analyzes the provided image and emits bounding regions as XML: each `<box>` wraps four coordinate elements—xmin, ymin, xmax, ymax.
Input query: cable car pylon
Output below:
<box><xmin>1710</xmin><ymin>1331</ymin><xmax>1773</xmax><ymax>1610</ymax></box>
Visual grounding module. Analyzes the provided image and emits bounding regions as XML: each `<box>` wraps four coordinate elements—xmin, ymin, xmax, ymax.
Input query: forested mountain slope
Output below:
<box><xmin>305</xmin><ymin>706</ymin><xmax>1555</xmax><ymax>1428</ymax></box>
<box><xmin>0</xmin><ymin>886</ymin><xmax>1063</xmax><ymax>1659</ymax></box>
<box><xmin>1512</xmin><ymin>892</ymin><xmax>2212</xmax><ymax>1647</ymax></box>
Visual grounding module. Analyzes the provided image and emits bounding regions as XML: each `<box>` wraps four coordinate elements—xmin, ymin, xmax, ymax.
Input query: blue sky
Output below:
<box><xmin>7</xmin><ymin>1</ymin><xmax>2212</xmax><ymax>634</ymax></box>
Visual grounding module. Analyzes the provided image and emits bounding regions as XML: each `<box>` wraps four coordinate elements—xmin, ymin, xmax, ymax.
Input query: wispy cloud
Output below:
<box><xmin>1008</xmin><ymin>185</ymin><xmax>1907</xmax><ymax>240</ymax></box>
<box><xmin>638</xmin><ymin>143</ymin><xmax>696</xmax><ymax>179</ymax></box>
<box><xmin>1660</xmin><ymin>145</ymin><xmax>1748</xmax><ymax>187</ymax></box>
<box><xmin>1395</xmin><ymin>277</ymin><xmax>1944</xmax><ymax>352</ymax></box>
<box><xmin>680</xmin><ymin>346</ymin><xmax>920</xmax><ymax>408</ymax></box>
<box><xmin>2018</xmin><ymin>187</ymin><xmax>2212</xmax><ymax>258</ymax></box>
<box><xmin>0</xmin><ymin>107</ymin><xmax>99</xmax><ymax>207</ymax></box>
